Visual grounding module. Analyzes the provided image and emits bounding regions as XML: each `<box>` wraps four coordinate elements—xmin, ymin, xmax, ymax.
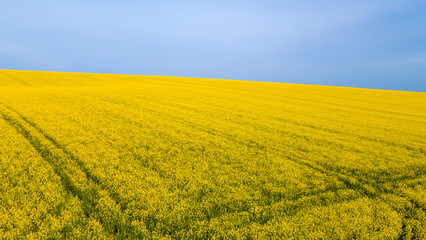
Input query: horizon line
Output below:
<box><xmin>1</xmin><ymin>68</ymin><xmax>424</xmax><ymax>94</ymax></box>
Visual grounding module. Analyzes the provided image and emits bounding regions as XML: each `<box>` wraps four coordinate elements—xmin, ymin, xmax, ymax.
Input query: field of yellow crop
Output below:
<box><xmin>0</xmin><ymin>69</ymin><xmax>425</xmax><ymax>239</ymax></box>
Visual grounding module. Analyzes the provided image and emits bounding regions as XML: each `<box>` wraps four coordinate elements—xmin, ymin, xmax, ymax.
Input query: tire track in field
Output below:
<box><xmin>97</xmin><ymin>96</ymin><xmax>425</xmax><ymax>220</ymax></box>
<box><xmin>2</xmin><ymin>103</ymin><xmax>107</xmax><ymax>194</ymax></box>
<box><xmin>99</xmin><ymin>94</ymin><xmax>426</xmax><ymax>238</ymax></box>
<box><xmin>181</xmin><ymin>99</ymin><xmax>424</xmax><ymax>153</ymax></box>
<box><xmin>147</xmin><ymin>105</ymin><xmax>422</xmax><ymax>203</ymax></box>
<box><xmin>96</xmin><ymin>97</ymin><xmax>381</xmax><ymax>195</ymax></box>
<box><xmin>58</xmin><ymin>102</ymin><xmax>360</xmax><ymax>219</ymax></box>
<box><xmin>76</xmin><ymin>85</ymin><xmax>424</xmax><ymax>155</ymax></box>
<box><xmin>190</xmin><ymin>82</ymin><xmax>426</xmax><ymax>121</ymax></box>
<box><xmin>0</xmin><ymin>71</ymin><xmax>32</xmax><ymax>86</ymax></box>
<box><xmin>0</xmin><ymin>109</ymin><xmax>90</xmax><ymax>215</ymax></box>
<box><xmin>105</xmin><ymin>98</ymin><xmax>424</xmax><ymax>208</ymax></box>
<box><xmin>0</xmin><ymin>106</ymin><xmax>111</xmax><ymax>234</ymax></box>
<box><xmin>147</xmin><ymin>87</ymin><xmax>425</xmax><ymax>146</ymax></box>
<box><xmin>155</xmin><ymin>109</ymin><xmax>425</xmax><ymax>236</ymax></box>
<box><xmin>0</xmin><ymin>102</ymin><xmax>146</xmax><ymax>239</ymax></box>
<box><xmin>98</xmin><ymin>93</ymin><xmax>424</xmax><ymax>156</ymax></box>
<box><xmin>124</xmin><ymin>92</ymin><xmax>424</xmax><ymax>210</ymax></box>
<box><xmin>139</xmin><ymin>78</ymin><xmax>425</xmax><ymax>122</ymax></box>
<box><xmin>96</xmin><ymin>98</ymin><xmax>372</xmax><ymax>202</ymax></box>
<box><xmin>80</xmin><ymin>76</ymin><xmax>426</xmax><ymax>239</ymax></box>
<box><xmin>71</xmin><ymin>98</ymin><xmax>364</xmax><ymax>224</ymax></box>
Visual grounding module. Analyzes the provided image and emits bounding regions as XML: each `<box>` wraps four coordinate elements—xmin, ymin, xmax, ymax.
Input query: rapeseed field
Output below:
<box><xmin>0</xmin><ymin>69</ymin><xmax>424</xmax><ymax>239</ymax></box>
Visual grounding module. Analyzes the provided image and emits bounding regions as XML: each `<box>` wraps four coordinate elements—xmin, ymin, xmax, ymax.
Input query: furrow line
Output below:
<box><xmin>98</xmin><ymin>96</ymin><xmax>424</xmax><ymax>157</ymax></box>
<box><xmin>0</xmin><ymin>111</ymin><xmax>91</xmax><ymax>217</ymax></box>
<box><xmin>130</xmin><ymin>103</ymin><xmax>425</xmax><ymax>209</ymax></box>
<box><xmin>0</xmin><ymin>102</ymin><xmax>146</xmax><ymax>239</ymax></box>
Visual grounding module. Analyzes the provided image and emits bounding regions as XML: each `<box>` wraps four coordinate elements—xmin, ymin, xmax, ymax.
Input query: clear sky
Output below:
<box><xmin>1</xmin><ymin>1</ymin><xmax>425</xmax><ymax>92</ymax></box>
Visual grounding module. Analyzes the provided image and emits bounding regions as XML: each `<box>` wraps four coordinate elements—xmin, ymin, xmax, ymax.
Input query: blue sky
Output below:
<box><xmin>1</xmin><ymin>1</ymin><xmax>425</xmax><ymax>91</ymax></box>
